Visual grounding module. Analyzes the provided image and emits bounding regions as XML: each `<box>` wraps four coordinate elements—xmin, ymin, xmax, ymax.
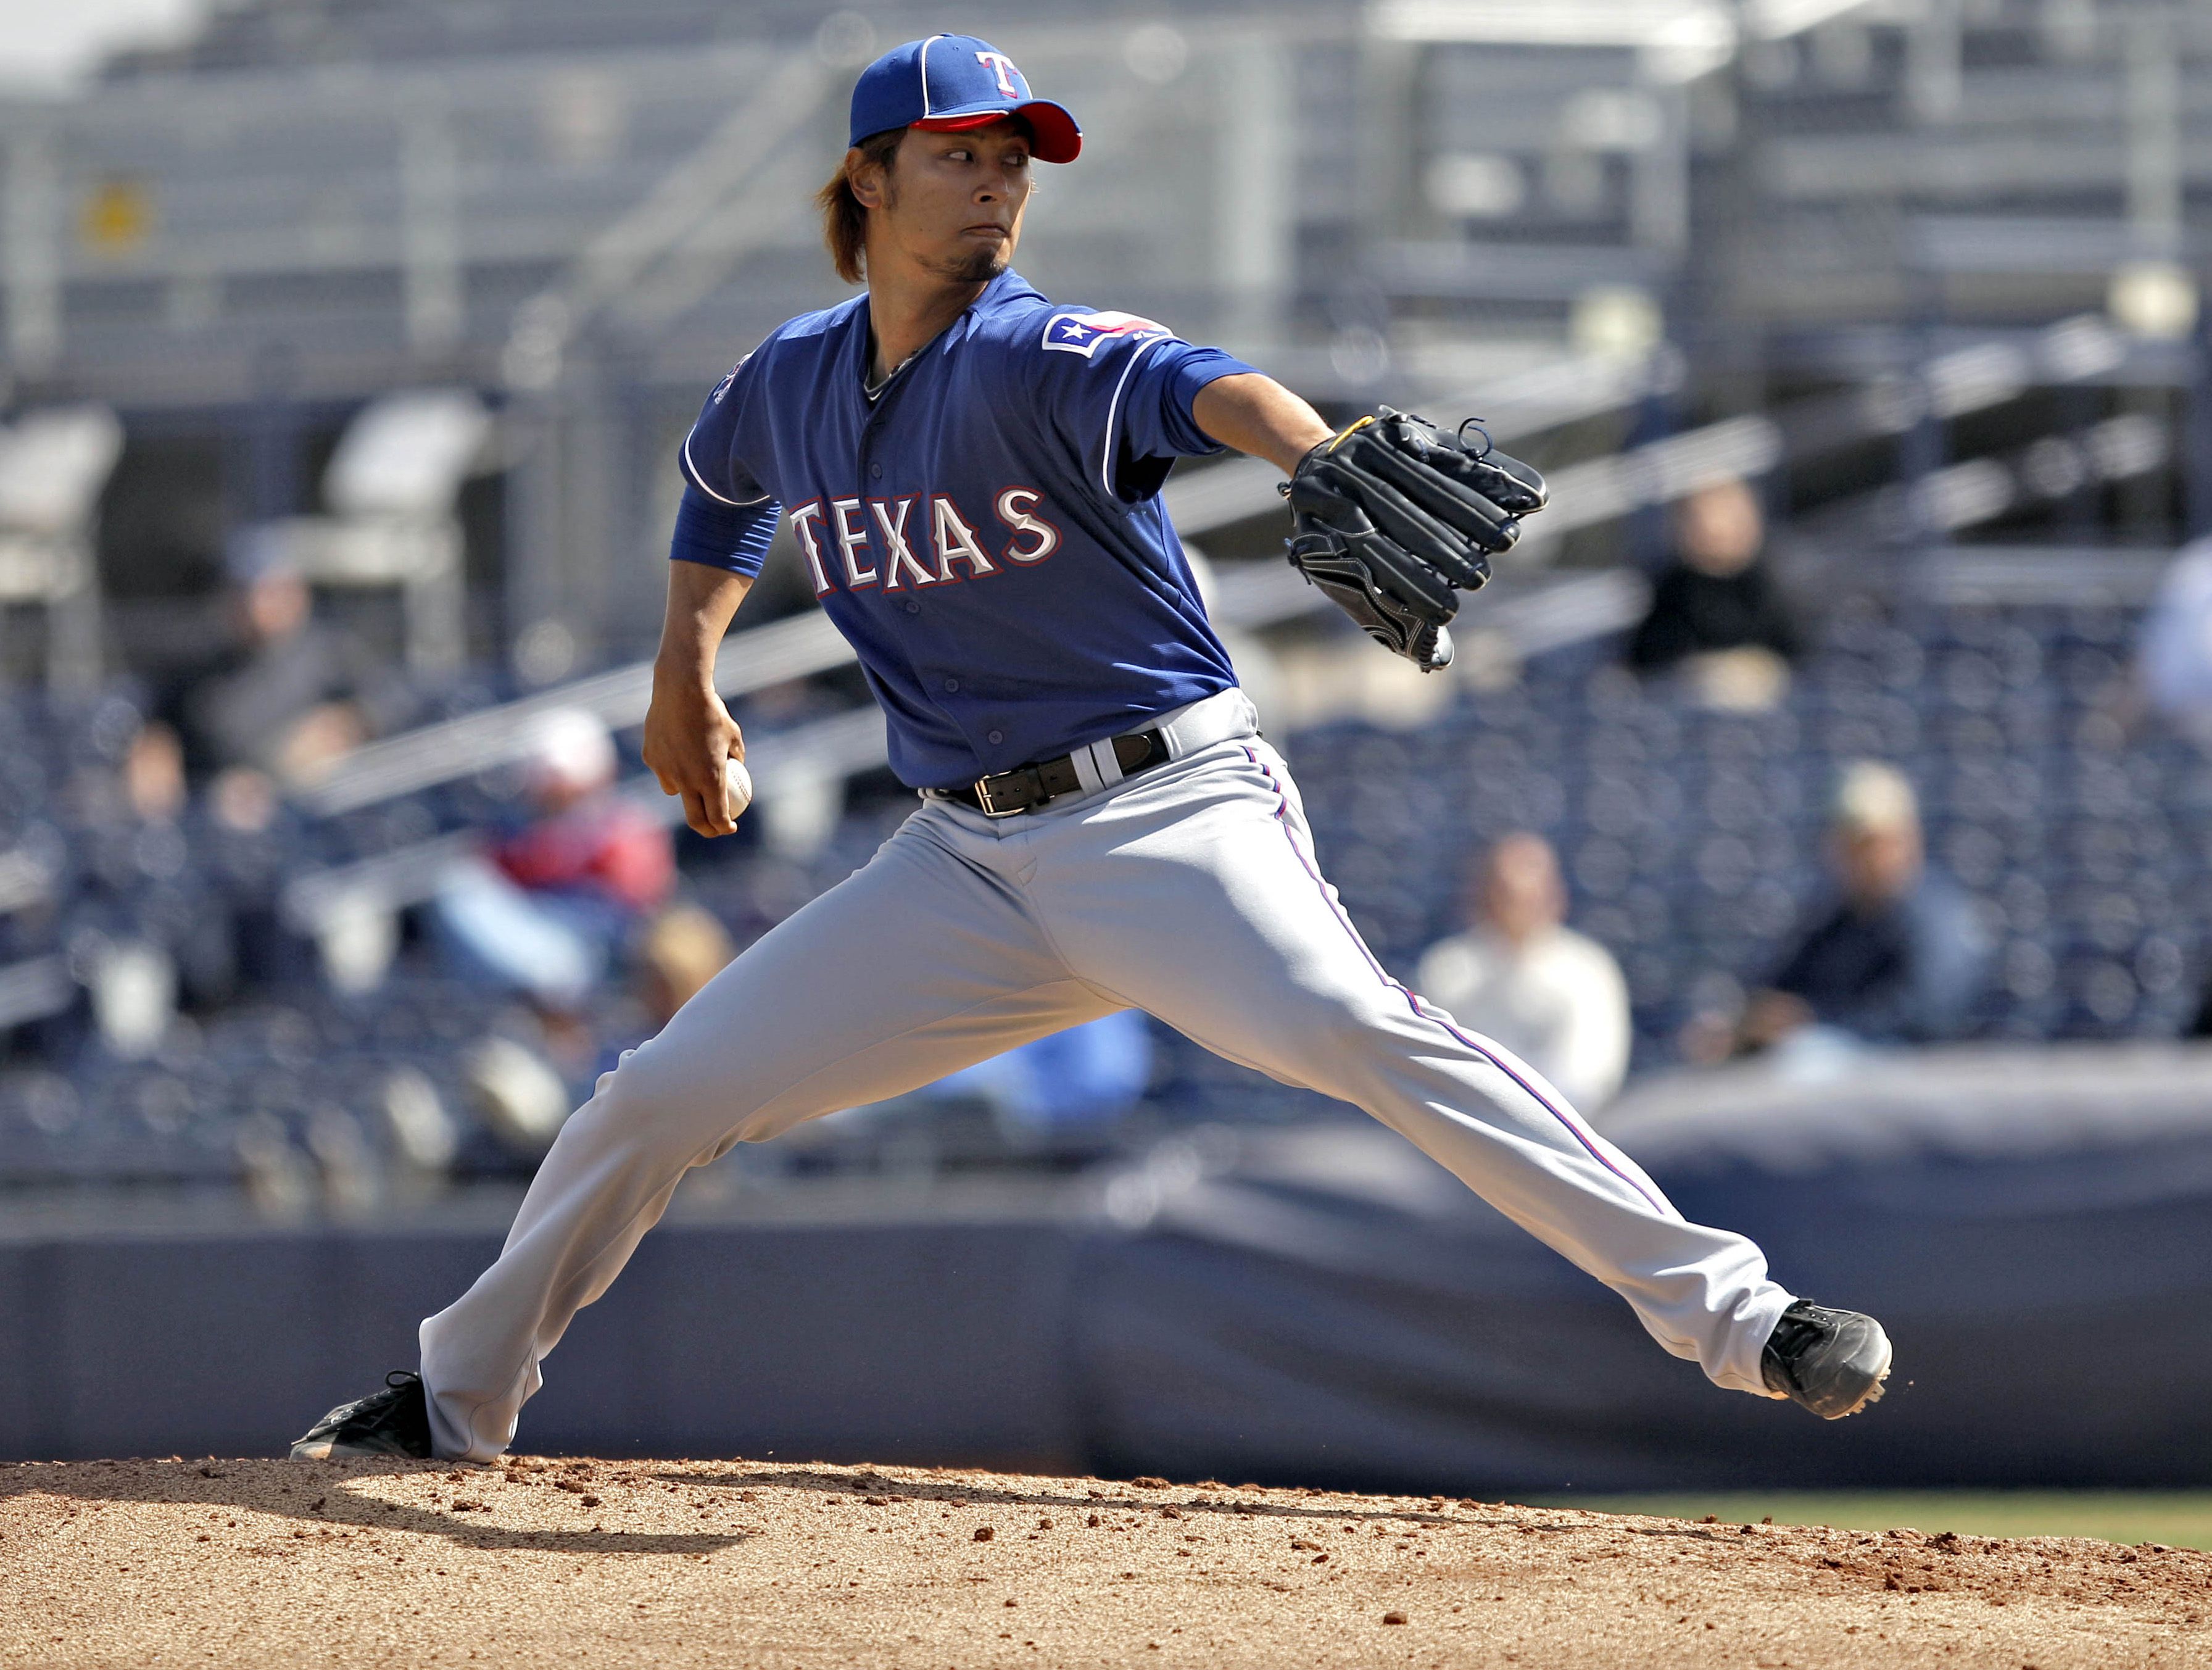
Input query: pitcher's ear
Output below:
<box><xmin>847</xmin><ymin>151</ymin><xmax>889</xmax><ymax>210</ymax></box>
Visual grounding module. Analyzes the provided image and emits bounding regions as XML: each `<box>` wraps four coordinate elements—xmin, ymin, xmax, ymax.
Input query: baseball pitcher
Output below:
<box><xmin>295</xmin><ymin>36</ymin><xmax>1890</xmax><ymax>1464</ymax></box>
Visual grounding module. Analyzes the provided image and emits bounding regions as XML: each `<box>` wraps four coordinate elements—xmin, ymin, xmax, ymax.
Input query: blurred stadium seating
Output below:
<box><xmin>0</xmin><ymin>0</ymin><xmax>2208</xmax><ymax>1209</ymax></box>
<box><xmin>0</xmin><ymin>585</ymin><xmax>2203</xmax><ymax>1189</ymax></box>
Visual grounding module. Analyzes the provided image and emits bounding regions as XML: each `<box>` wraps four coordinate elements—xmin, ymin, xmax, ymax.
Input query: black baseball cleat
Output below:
<box><xmin>290</xmin><ymin>1370</ymin><xmax>434</xmax><ymax>1460</ymax></box>
<box><xmin>1761</xmin><ymin>1300</ymin><xmax>1892</xmax><ymax>1419</ymax></box>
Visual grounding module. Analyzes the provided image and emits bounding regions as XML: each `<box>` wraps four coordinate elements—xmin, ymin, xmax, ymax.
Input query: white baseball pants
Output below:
<box><xmin>419</xmin><ymin>691</ymin><xmax>1792</xmax><ymax>1461</ymax></box>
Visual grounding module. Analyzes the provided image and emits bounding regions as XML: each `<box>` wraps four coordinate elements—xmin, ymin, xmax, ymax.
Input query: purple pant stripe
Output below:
<box><xmin>1239</xmin><ymin>746</ymin><xmax>1670</xmax><ymax>1216</ymax></box>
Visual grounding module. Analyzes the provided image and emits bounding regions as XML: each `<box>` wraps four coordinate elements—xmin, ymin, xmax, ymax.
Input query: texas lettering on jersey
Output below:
<box><xmin>787</xmin><ymin>486</ymin><xmax>1061</xmax><ymax>595</ymax></box>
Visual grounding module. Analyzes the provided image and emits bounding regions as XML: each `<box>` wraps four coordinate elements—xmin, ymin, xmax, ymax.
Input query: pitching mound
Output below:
<box><xmin>4</xmin><ymin>1459</ymin><xmax>2208</xmax><ymax>1668</ymax></box>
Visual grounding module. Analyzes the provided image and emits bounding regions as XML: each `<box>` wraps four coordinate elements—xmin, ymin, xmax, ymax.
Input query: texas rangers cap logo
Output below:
<box><xmin>848</xmin><ymin>35</ymin><xmax>1083</xmax><ymax>164</ymax></box>
<box><xmin>1042</xmin><ymin>310</ymin><xmax>1170</xmax><ymax>359</ymax></box>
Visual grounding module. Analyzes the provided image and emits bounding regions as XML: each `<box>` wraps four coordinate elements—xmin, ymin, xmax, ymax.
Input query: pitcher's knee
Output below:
<box><xmin>569</xmin><ymin>1039</ymin><xmax>730</xmax><ymax>1161</ymax></box>
<box><xmin>576</xmin><ymin>1024</ymin><xmax>851</xmax><ymax>1163</ymax></box>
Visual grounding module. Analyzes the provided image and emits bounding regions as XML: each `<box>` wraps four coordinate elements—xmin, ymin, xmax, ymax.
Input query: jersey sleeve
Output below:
<box><xmin>1021</xmin><ymin>310</ymin><xmax>1260</xmax><ymax>504</ymax></box>
<box><xmin>668</xmin><ymin>482</ymin><xmax>779</xmax><ymax>577</ymax></box>
<box><xmin>671</xmin><ymin>349</ymin><xmax>782</xmax><ymax>576</ymax></box>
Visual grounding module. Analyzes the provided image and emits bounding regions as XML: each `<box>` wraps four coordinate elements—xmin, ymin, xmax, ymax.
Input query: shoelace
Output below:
<box><xmin>346</xmin><ymin>1371</ymin><xmax>422</xmax><ymax>1435</ymax></box>
<box><xmin>1764</xmin><ymin>1304</ymin><xmax>1834</xmax><ymax>1376</ymax></box>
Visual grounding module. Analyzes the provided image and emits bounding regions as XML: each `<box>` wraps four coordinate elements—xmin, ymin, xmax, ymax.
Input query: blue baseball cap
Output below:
<box><xmin>848</xmin><ymin>35</ymin><xmax>1082</xmax><ymax>164</ymax></box>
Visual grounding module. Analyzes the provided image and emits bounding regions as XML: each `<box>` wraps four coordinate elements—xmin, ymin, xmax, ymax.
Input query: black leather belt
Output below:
<box><xmin>931</xmin><ymin>729</ymin><xmax>1166</xmax><ymax>818</ymax></box>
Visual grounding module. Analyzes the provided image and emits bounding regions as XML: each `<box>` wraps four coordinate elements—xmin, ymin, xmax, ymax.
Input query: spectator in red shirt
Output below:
<box><xmin>431</xmin><ymin>709</ymin><xmax>674</xmax><ymax>1012</ymax></box>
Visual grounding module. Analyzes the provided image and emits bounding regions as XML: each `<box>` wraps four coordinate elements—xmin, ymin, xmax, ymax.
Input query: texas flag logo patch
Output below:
<box><xmin>1042</xmin><ymin>310</ymin><xmax>1172</xmax><ymax>359</ymax></box>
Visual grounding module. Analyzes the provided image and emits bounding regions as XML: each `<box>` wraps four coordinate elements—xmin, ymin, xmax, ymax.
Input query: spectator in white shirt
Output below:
<box><xmin>1414</xmin><ymin>833</ymin><xmax>1633</xmax><ymax>1111</ymax></box>
<box><xmin>2140</xmin><ymin>536</ymin><xmax>2212</xmax><ymax>742</ymax></box>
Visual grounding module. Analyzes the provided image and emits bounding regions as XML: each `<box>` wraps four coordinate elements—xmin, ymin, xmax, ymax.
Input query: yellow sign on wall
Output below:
<box><xmin>81</xmin><ymin>178</ymin><xmax>153</xmax><ymax>258</ymax></box>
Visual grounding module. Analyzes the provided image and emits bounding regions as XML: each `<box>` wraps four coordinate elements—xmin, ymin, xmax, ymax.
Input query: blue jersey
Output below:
<box><xmin>670</xmin><ymin>268</ymin><xmax>1257</xmax><ymax>789</ymax></box>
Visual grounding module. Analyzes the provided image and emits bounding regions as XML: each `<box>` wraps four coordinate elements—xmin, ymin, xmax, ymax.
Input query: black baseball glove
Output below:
<box><xmin>1282</xmin><ymin>407</ymin><xmax>1549</xmax><ymax>671</ymax></box>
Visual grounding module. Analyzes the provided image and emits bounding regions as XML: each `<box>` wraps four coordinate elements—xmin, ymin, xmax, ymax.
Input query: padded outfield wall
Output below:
<box><xmin>7</xmin><ymin>1050</ymin><xmax>2212</xmax><ymax>1490</ymax></box>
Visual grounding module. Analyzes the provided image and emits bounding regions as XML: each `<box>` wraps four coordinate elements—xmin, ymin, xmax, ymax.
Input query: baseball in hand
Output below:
<box><xmin>723</xmin><ymin>756</ymin><xmax>753</xmax><ymax>821</ymax></box>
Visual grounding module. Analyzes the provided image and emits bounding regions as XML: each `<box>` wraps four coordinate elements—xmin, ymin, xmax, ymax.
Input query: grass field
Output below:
<box><xmin>1542</xmin><ymin>1493</ymin><xmax>2212</xmax><ymax>1550</ymax></box>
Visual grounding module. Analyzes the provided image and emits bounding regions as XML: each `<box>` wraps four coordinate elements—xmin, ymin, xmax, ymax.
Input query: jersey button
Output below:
<box><xmin>869</xmin><ymin>462</ymin><xmax>883</xmax><ymax>479</ymax></box>
<box><xmin>943</xmin><ymin>678</ymin><xmax>960</xmax><ymax>693</ymax></box>
<box><xmin>987</xmin><ymin>729</ymin><xmax>1005</xmax><ymax>746</ymax></box>
<box><xmin>903</xmin><ymin>599</ymin><xmax>920</xmax><ymax>615</ymax></box>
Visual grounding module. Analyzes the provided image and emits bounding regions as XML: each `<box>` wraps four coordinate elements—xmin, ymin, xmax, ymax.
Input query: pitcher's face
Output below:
<box><xmin>857</xmin><ymin>120</ymin><xmax>1035</xmax><ymax>284</ymax></box>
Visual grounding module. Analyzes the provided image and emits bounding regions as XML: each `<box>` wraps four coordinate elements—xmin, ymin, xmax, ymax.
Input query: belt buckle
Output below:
<box><xmin>972</xmin><ymin>771</ymin><xmax>1030</xmax><ymax>818</ymax></box>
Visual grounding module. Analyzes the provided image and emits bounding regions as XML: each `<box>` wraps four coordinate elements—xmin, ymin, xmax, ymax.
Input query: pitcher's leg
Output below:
<box><xmin>418</xmin><ymin>815</ymin><xmax>1108</xmax><ymax>1459</ymax></box>
<box><xmin>1041</xmin><ymin>742</ymin><xmax>1791</xmax><ymax>1395</ymax></box>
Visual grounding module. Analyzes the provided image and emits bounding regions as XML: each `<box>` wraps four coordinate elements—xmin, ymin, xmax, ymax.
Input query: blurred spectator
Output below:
<box><xmin>634</xmin><ymin>904</ymin><xmax>737</xmax><ymax>1032</ymax></box>
<box><xmin>1414</xmin><ymin>833</ymin><xmax>1631</xmax><ymax>1110</ymax></box>
<box><xmin>2138</xmin><ymin>535</ymin><xmax>2212</xmax><ymax>743</ymax></box>
<box><xmin>56</xmin><ymin>709</ymin><xmax>186</xmax><ymax>829</ymax></box>
<box><xmin>1627</xmin><ymin>478</ymin><xmax>1802</xmax><ymax>710</ymax></box>
<box><xmin>173</xmin><ymin>545</ymin><xmax>412</xmax><ymax>800</ymax></box>
<box><xmin>123</xmin><ymin>720</ymin><xmax>188</xmax><ymax>823</ymax></box>
<box><xmin>53</xmin><ymin>702</ymin><xmax>252</xmax><ymax>1020</ymax></box>
<box><xmin>1694</xmin><ymin>762</ymin><xmax>1987</xmax><ymax>1060</ymax></box>
<box><xmin>429</xmin><ymin>709</ymin><xmax>674</xmax><ymax>1017</ymax></box>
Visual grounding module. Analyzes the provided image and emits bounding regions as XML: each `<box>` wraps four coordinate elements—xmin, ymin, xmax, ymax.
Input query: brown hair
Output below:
<box><xmin>817</xmin><ymin>128</ymin><xmax>905</xmax><ymax>285</ymax></box>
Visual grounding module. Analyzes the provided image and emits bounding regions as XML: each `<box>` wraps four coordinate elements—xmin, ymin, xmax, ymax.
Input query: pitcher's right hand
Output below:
<box><xmin>644</xmin><ymin>673</ymin><xmax>747</xmax><ymax>837</ymax></box>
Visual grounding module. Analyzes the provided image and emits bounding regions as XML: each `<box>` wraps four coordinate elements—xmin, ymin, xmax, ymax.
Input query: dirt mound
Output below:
<box><xmin>4</xmin><ymin>1458</ymin><xmax>2208</xmax><ymax>1667</ymax></box>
